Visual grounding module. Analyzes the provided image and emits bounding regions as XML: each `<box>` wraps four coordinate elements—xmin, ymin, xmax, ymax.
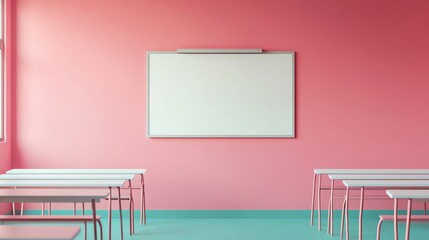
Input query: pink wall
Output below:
<box><xmin>11</xmin><ymin>0</ymin><xmax>429</xmax><ymax>210</ymax></box>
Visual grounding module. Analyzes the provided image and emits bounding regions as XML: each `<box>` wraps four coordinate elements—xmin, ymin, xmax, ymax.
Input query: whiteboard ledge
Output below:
<box><xmin>176</xmin><ymin>49</ymin><xmax>263</xmax><ymax>54</ymax></box>
<box><xmin>147</xmin><ymin>135</ymin><xmax>295</xmax><ymax>138</ymax></box>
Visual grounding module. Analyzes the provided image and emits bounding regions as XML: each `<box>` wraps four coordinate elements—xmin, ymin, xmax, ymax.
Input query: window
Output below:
<box><xmin>0</xmin><ymin>0</ymin><xmax>3</xmax><ymax>141</ymax></box>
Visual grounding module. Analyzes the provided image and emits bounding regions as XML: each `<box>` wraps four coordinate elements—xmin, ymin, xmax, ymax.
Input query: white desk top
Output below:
<box><xmin>0</xmin><ymin>179</ymin><xmax>125</xmax><ymax>187</ymax></box>
<box><xmin>7</xmin><ymin>168</ymin><xmax>147</xmax><ymax>174</ymax></box>
<box><xmin>0</xmin><ymin>174</ymin><xmax>135</xmax><ymax>180</ymax></box>
<box><xmin>387</xmin><ymin>190</ymin><xmax>429</xmax><ymax>199</ymax></box>
<box><xmin>315</xmin><ymin>169</ymin><xmax>429</xmax><ymax>174</ymax></box>
<box><xmin>0</xmin><ymin>226</ymin><xmax>80</xmax><ymax>240</ymax></box>
<box><xmin>343</xmin><ymin>180</ymin><xmax>429</xmax><ymax>187</ymax></box>
<box><xmin>329</xmin><ymin>174</ymin><xmax>429</xmax><ymax>180</ymax></box>
<box><xmin>0</xmin><ymin>189</ymin><xmax>109</xmax><ymax>202</ymax></box>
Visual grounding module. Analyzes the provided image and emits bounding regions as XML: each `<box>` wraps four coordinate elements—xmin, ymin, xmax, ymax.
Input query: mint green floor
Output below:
<box><xmin>5</xmin><ymin>215</ymin><xmax>429</xmax><ymax>240</ymax></box>
<box><xmin>7</xmin><ymin>212</ymin><xmax>429</xmax><ymax>240</ymax></box>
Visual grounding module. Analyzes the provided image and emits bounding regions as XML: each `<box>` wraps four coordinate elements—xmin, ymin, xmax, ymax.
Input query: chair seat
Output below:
<box><xmin>379</xmin><ymin>215</ymin><xmax>429</xmax><ymax>221</ymax></box>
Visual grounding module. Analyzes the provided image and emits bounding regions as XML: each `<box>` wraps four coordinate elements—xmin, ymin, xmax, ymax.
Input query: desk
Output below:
<box><xmin>0</xmin><ymin>174</ymin><xmax>136</xmax><ymax>235</ymax></box>
<box><xmin>7</xmin><ymin>168</ymin><xmax>147</xmax><ymax>225</ymax></box>
<box><xmin>0</xmin><ymin>174</ymin><xmax>135</xmax><ymax>180</ymax></box>
<box><xmin>387</xmin><ymin>190</ymin><xmax>429</xmax><ymax>240</ymax></box>
<box><xmin>0</xmin><ymin>179</ymin><xmax>125</xmax><ymax>240</ymax></box>
<box><xmin>0</xmin><ymin>226</ymin><xmax>81</xmax><ymax>240</ymax></box>
<box><xmin>343</xmin><ymin>180</ymin><xmax>429</xmax><ymax>240</ymax></box>
<box><xmin>312</xmin><ymin>169</ymin><xmax>429</xmax><ymax>230</ymax></box>
<box><xmin>326</xmin><ymin>174</ymin><xmax>429</xmax><ymax>235</ymax></box>
<box><xmin>0</xmin><ymin>189</ymin><xmax>108</xmax><ymax>240</ymax></box>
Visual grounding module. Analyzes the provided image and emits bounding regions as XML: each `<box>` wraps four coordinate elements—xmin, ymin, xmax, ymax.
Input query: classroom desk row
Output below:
<box><xmin>0</xmin><ymin>188</ymin><xmax>108</xmax><ymax>240</ymax></box>
<box><xmin>311</xmin><ymin>169</ymin><xmax>429</xmax><ymax>240</ymax></box>
<box><xmin>0</xmin><ymin>168</ymin><xmax>147</xmax><ymax>240</ymax></box>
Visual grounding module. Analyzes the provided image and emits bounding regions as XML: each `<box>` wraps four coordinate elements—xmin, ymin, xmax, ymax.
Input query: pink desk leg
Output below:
<box><xmin>118</xmin><ymin>187</ymin><xmax>124</xmax><ymax>240</ymax></box>
<box><xmin>330</xmin><ymin>179</ymin><xmax>335</xmax><ymax>235</ymax></box>
<box><xmin>340</xmin><ymin>197</ymin><xmax>346</xmax><ymax>239</ymax></box>
<box><xmin>12</xmin><ymin>187</ymin><xmax>16</xmax><ymax>216</ymax></box>
<box><xmin>358</xmin><ymin>187</ymin><xmax>364</xmax><ymax>240</ymax></box>
<box><xmin>345</xmin><ymin>187</ymin><xmax>350</xmax><ymax>240</ymax></box>
<box><xmin>83</xmin><ymin>202</ymin><xmax>87</xmax><ymax>240</ymax></box>
<box><xmin>311</xmin><ymin>173</ymin><xmax>316</xmax><ymax>225</ymax></box>
<box><xmin>108</xmin><ymin>187</ymin><xmax>112</xmax><ymax>240</ymax></box>
<box><xmin>128</xmin><ymin>180</ymin><xmax>135</xmax><ymax>235</ymax></box>
<box><xmin>140</xmin><ymin>174</ymin><xmax>146</xmax><ymax>225</ymax></box>
<box><xmin>327</xmin><ymin>197</ymin><xmax>331</xmax><ymax>234</ymax></box>
<box><xmin>317</xmin><ymin>174</ymin><xmax>322</xmax><ymax>231</ymax></box>
<box><xmin>91</xmin><ymin>199</ymin><xmax>98</xmax><ymax>240</ymax></box>
<box><xmin>405</xmin><ymin>199</ymin><xmax>412</xmax><ymax>240</ymax></box>
<box><xmin>394</xmin><ymin>199</ymin><xmax>398</xmax><ymax>240</ymax></box>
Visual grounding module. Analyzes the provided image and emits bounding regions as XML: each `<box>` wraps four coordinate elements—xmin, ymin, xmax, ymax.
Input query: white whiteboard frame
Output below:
<box><xmin>146</xmin><ymin>51</ymin><xmax>295</xmax><ymax>138</ymax></box>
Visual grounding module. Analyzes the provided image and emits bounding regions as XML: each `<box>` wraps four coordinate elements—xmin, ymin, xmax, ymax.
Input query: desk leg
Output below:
<box><xmin>118</xmin><ymin>187</ymin><xmax>124</xmax><ymax>240</ymax></box>
<box><xmin>327</xmin><ymin>197</ymin><xmax>331</xmax><ymax>234</ymax></box>
<box><xmin>83</xmin><ymin>202</ymin><xmax>87</xmax><ymax>240</ymax></box>
<box><xmin>91</xmin><ymin>199</ymin><xmax>98</xmax><ymax>240</ymax></box>
<box><xmin>317</xmin><ymin>174</ymin><xmax>322</xmax><ymax>231</ymax></box>
<box><xmin>74</xmin><ymin>202</ymin><xmax>76</xmax><ymax>215</ymax></box>
<box><xmin>329</xmin><ymin>179</ymin><xmax>334</xmax><ymax>235</ymax></box>
<box><xmin>340</xmin><ymin>197</ymin><xmax>346</xmax><ymax>239</ymax></box>
<box><xmin>345</xmin><ymin>187</ymin><xmax>350</xmax><ymax>240</ymax></box>
<box><xmin>20</xmin><ymin>203</ymin><xmax>24</xmax><ymax>215</ymax></box>
<box><xmin>128</xmin><ymin>180</ymin><xmax>134</xmax><ymax>235</ymax></box>
<box><xmin>41</xmin><ymin>203</ymin><xmax>44</xmax><ymax>215</ymax></box>
<box><xmin>405</xmin><ymin>199</ymin><xmax>412</xmax><ymax>240</ymax></box>
<box><xmin>108</xmin><ymin>187</ymin><xmax>112</xmax><ymax>240</ymax></box>
<box><xmin>394</xmin><ymin>199</ymin><xmax>398</xmax><ymax>240</ymax></box>
<box><xmin>311</xmin><ymin>173</ymin><xmax>316</xmax><ymax>225</ymax></box>
<box><xmin>359</xmin><ymin>187</ymin><xmax>364</xmax><ymax>240</ymax></box>
<box><xmin>140</xmin><ymin>174</ymin><xmax>146</xmax><ymax>225</ymax></box>
<box><xmin>12</xmin><ymin>187</ymin><xmax>17</xmax><ymax>216</ymax></box>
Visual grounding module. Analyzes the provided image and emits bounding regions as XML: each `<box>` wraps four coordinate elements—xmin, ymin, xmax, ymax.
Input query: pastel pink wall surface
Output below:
<box><xmin>12</xmin><ymin>0</ymin><xmax>429</xmax><ymax>210</ymax></box>
<box><xmin>0</xmin><ymin>0</ymin><xmax>13</xmax><ymax>213</ymax></box>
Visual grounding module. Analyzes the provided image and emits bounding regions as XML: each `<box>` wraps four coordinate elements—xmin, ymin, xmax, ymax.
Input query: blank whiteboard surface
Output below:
<box><xmin>147</xmin><ymin>51</ymin><xmax>295</xmax><ymax>138</ymax></box>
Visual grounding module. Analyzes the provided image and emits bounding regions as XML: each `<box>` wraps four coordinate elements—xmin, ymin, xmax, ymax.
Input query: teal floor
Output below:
<box><xmin>4</xmin><ymin>215</ymin><xmax>429</xmax><ymax>240</ymax></box>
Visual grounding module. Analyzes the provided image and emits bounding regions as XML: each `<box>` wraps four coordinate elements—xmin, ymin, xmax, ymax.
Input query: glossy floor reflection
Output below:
<box><xmin>4</xmin><ymin>216</ymin><xmax>429</xmax><ymax>240</ymax></box>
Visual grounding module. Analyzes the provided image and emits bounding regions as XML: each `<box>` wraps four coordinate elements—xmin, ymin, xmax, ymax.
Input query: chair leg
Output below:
<box><xmin>98</xmin><ymin>220</ymin><xmax>103</xmax><ymax>240</ymax></box>
<box><xmin>376</xmin><ymin>218</ymin><xmax>383</xmax><ymax>240</ymax></box>
<box><xmin>84</xmin><ymin>221</ymin><xmax>87</xmax><ymax>240</ymax></box>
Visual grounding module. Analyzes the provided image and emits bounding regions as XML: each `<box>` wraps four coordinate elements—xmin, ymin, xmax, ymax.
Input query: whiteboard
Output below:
<box><xmin>147</xmin><ymin>51</ymin><xmax>295</xmax><ymax>138</ymax></box>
